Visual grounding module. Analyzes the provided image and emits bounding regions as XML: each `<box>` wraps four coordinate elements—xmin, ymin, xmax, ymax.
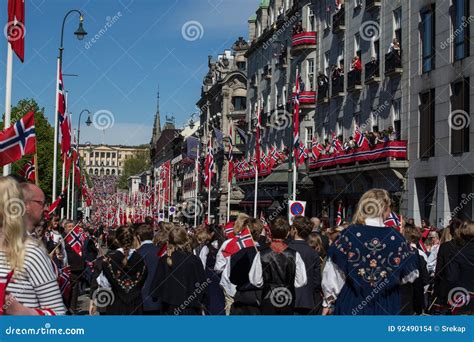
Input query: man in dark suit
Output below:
<box><xmin>289</xmin><ymin>216</ymin><xmax>322</xmax><ymax>315</ymax></box>
<box><xmin>136</xmin><ymin>224</ymin><xmax>161</xmax><ymax>315</ymax></box>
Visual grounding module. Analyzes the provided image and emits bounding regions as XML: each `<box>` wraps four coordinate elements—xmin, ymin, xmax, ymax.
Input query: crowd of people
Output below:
<box><xmin>0</xmin><ymin>175</ymin><xmax>472</xmax><ymax>316</ymax></box>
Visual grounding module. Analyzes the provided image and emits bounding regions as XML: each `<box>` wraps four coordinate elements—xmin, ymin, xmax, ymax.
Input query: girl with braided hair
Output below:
<box><xmin>151</xmin><ymin>225</ymin><xmax>206</xmax><ymax>315</ymax></box>
<box><xmin>97</xmin><ymin>226</ymin><xmax>147</xmax><ymax>315</ymax></box>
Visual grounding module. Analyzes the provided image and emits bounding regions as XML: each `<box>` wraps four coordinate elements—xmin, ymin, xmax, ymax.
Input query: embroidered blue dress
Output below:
<box><xmin>327</xmin><ymin>224</ymin><xmax>419</xmax><ymax>315</ymax></box>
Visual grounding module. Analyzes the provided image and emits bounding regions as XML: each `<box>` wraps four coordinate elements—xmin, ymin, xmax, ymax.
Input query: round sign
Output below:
<box><xmin>290</xmin><ymin>202</ymin><xmax>304</xmax><ymax>216</ymax></box>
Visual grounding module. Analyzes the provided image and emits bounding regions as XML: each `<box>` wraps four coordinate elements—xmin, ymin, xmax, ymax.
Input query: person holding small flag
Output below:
<box><xmin>63</xmin><ymin>221</ymin><xmax>85</xmax><ymax>314</ymax></box>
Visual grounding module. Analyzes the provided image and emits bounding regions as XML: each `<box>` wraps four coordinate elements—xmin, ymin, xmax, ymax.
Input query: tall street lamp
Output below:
<box><xmin>52</xmin><ymin>10</ymin><xmax>87</xmax><ymax>201</ymax></box>
<box><xmin>74</xmin><ymin>109</ymin><xmax>91</xmax><ymax>220</ymax></box>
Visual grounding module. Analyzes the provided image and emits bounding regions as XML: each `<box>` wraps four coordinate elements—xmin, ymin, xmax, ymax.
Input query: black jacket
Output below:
<box><xmin>230</xmin><ymin>247</ymin><xmax>262</xmax><ymax>306</ymax></box>
<box><xmin>137</xmin><ymin>243</ymin><xmax>161</xmax><ymax>312</ymax></box>
<box><xmin>288</xmin><ymin>240</ymin><xmax>322</xmax><ymax>311</ymax></box>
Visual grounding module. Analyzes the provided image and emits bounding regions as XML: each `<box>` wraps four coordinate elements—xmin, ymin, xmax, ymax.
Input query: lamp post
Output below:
<box><xmin>52</xmin><ymin>10</ymin><xmax>87</xmax><ymax>201</ymax></box>
<box><xmin>73</xmin><ymin>109</ymin><xmax>91</xmax><ymax>220</ymax></box>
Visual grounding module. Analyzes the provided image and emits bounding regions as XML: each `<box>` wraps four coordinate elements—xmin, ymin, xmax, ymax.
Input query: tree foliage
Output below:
<box><xmin>117</xmin><ymin>150</ymin><xmax>150</xmax><ymax>189</ymax></box>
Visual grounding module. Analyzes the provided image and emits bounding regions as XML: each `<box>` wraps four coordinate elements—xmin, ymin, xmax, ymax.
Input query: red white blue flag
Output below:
<box><xmin>0</xmin><ymin>111</ymin><xmax>36</xmax><ymax>167</ymax></box>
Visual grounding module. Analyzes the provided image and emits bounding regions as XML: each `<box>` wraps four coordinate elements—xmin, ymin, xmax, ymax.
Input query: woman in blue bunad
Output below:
<box><xmin>322</xmin><ymin>189</ymin><xmax>420</xmax><ymax>315</ymax></box>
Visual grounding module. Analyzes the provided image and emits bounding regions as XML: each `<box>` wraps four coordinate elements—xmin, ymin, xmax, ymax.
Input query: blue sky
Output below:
<box><xmin>0</xmin><ymin>0</ymin><xmax>259</xmax><ymax>145</ymax></box>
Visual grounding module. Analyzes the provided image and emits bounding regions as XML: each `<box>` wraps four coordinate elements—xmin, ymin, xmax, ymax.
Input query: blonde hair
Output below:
<box><xmin>166</xmin><ymin>226</ymin><xmax>192</xmax><ymax>267</ymax></box>
<box><xmin>353</xmin><ymin>188</ymin><xmax>391</xmax><ymax>224</ymax></box>
<box><xmin>233</xmin><ymin>213</ymin><xmax>249</xmax><ymax>234</ymax></box>
<box><xmin>0</xmin><ymin>177</ymin><xmax>27</xmax><ymax>269</ymax></box>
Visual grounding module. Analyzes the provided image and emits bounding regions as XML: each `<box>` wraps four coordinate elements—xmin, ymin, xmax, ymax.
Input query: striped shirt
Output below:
<box><xmin>0</xmin><ymin>240</ymin><xmax>66</xmax><ymax>315</ymax></box>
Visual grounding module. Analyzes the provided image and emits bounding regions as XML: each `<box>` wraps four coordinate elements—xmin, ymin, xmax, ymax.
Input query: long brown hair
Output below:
<box><xmin>115</xmin><ymin>226</ymin><xmax>135</xmax><ymax>266</ymax></box>
<box><xmin>353</xmin><ymin>188</ymin><xmax>391</xmax><ymax>224</ymax></box>
<box><xmin>166</xmin><ymin>226</ymin><xmax>192</xmax><ymax>267</ymax></box>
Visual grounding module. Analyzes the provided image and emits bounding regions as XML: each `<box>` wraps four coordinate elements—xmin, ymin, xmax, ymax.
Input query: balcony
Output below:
<box><xmin>291</xmin><ymin>31</ymin><xmax>317</xmax><ymax>53</ymax></box>
<box><xmin>331</xmin><ymin>75</ymin><xmax>345</xmax><ymax>97</ymax></box>
<box><xmin>365</xmin><ymin>59</ymin><xmax>380</xmax><ymax>84</ymax></box>
<box><xmin>332</xmin><ymin>7</ymin><xmax>345</xmax><ymax>33</ymax></box>
<box><xmin>365</xmin><ymin>0</ymin><xmax>381</xmax><ymax>11</ymax></box>
<box><xmin>347</xmin><ymin>69</ymin><xmax>362</xmax><ymax>91</ymax></box>
<box><xmin>309</xmin><ymin>141</ymin><xmax>408</xmax><ymax>170</ymax></box>
<box><xmin>385</xmin><ymin>50</ymin><xmax>403</xmax><ymax>76</ymax></box>
<box><xmin>293</xmin><ymin>90</ymin><xmax>317</xmax><ymax>108</ymax></box>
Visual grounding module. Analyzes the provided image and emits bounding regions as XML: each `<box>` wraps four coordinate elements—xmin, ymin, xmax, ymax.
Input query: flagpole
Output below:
<box><xmin>194</xmin><ymin>144</ymin><xmax>200</xmax><ymax>228</ymax></box>
<box><xmin>168</xmin><ymin>163</ymin><xmax>172</xmax><ymax>223</ymax></box>
<box><xmin>227</xmin><ymin>180</ymin><xmax>231</xmax><ymax>223</ymax></box>
<box><xmin>207</xmin><ymin>136</ymin><xmax>212</xmax><ymax>224</ymax></box>
<box><xmin>61</xmin><ymin>159</ymin><xmax>66</xmax><ymax>219</ymax></box>
<box><xmin>292</xmin><ymin>161</ymin><xmax>297</xmax><ymax>200</ymax></box>
<box><xmin>34</xmin><ymin>152</ymin><xmax>39</xmax><ymax>186</ymax></box>
<box><xmin>253</xmin><ymin>99</ymin><xmax>260</xmax><ymax>219</ymax></box>
<box><xmin>52</xmin><ymin>57</ymin><xmax>60</xmax><ymax>200</ymax></box>
<box><xmin>66</xmin><ymin>169</ymin><xmax>71</xmax><ymax>220</ymax></box>
<box><xmin>3</xmin><ymin>43</ymin><xmax>13</xmax><ymax>176</ymax></box>
<box><xmin>71</xmin><ymin>159</ymin><xmax>75</xmax><ymax>221</ymax></box>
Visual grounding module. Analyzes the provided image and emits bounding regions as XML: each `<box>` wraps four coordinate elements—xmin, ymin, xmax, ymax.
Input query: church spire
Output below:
<box><xmin>151</xmin><ymin>85</ymin><xmax>161</xmax><ymax>145</ymax></box>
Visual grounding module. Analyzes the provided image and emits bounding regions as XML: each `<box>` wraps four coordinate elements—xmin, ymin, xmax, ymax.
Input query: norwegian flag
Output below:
<box><xmin>48</xmin><ymin>190</ymin><xmax>66</xmax><ymax>217</ymax></box>
<box><xmin>270</xmin><ymin>144</ymin><xmax>279</xmax><ymax>165</ymax></box>
<box><xmin>293</xmin><ymin>68</ymin><xmax>301</xmax><ymax>163</ymax></box>
<box><xmin>260</xmin><ymin>151</ymin><xmax>268</xmax><ymax>171</ymax></box>
<box><xmin>0</xmin><ymin>111</ymin><xmax>36</xmax><ymax>167</ymax></box>
<box><xmin>296</xmin><ymin>141</ymin><xmax>309</xmax><ymax>166</ymax></box>
<box><xmin>311</xmin><ymin>136</ymin><xmax>324</xmax><ymax>160</ymax></box>
<box><xmin>335</xmin><ymin>203</ymin><xmax>343</xmax><ymax>226</ymax></box>
<box><xmin>260</xmin><ymin>211</ymin><xmax>272</xmax><ymax>239</ymax></box>
<box><xmin>384</xmin><ymin>212</ymin><xmax>401</xmax><ymax>230</ymax></box>
<box><xmin>204</xmin><ymin>138</ymin><xmax>214</xmax><ymax>187</ymax></box>
<box><xmin>227</xmin><ymin>122</ymin><xmax>234</xmax><ymax>182</ymax></box>
<box><xmin>57</xmin><ymin>265</ymin><xmax>71</xmax><ymax>303</ymax></box>
<box><xmin>332</xmin><ymin>132</ymin><xmax>343</xmax><ymax>153</ymax></box>
<box><xmin>19</xmin><ymin>156</ymin><xmax>35</xmax><ymax>182</ymax></box>
<box><xmin>57</xmin><ymin>66</ymin><xmax>71</xmax><ymax>158</ymax></box>
<box><xmin>222</xmin><ymin>227</ymin><xmax>255</xmax><ymax>257</ymax></box>
<box><xmin>7</xmin><ymin>0</ymin><xmax>25</xmax><ymax>62</ymax></box>
<box><xmin>65</xmin><ymin>225</ymin><xmax>85</xmax><ymax>256</ymax></box>
<box><xmin>224</xmin><ymin>221</ymin><xmax>235</xmax><ymax>239</ymax></box>
<box><xmin>354</xmin><ymin>126</ymin><xmax>370</xmax><ymax>150</ymax></box>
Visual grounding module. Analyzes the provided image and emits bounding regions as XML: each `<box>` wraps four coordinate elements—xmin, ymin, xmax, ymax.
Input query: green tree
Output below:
<box><xmin>1</xmin><ymin>98</ymin><xmax>61</xmax><ymax>200</ymax></box>
<box><xmin>117</xmin><ymin>150</ymin><xmax>150</xmax><ymax>189</ymax></box>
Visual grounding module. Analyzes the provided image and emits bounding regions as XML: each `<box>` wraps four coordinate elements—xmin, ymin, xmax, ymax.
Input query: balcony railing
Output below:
<box><xmin>309</xmin><ymin>141</ymin><xmax>407</xmax><ymax>169</ymax></box>
<box><xmin>293</xmin><ymin>90</ymin><xmax>317</xmax><ymax>105</ymax></box>
<box><xmin>365</xmin><ymin>60</ymin><xmax>380</xmax><ymax>83</ymax></box>
<box><xmin>291</xmin><ymin>31</ymin><xmax>317</xmax><ymax>51</ymax></box>
<box><xmin>332</xmin><ymin>7</ymin><xmax>345</xmax><ymax>33</ymax></box>
<box><xmin>365</xmin><ymin>0</ymin><xmax>381</xmax><ymax>11</ymax></box>
<box><xmin>347</xmin><ymin>69</ymin><xmax>362</xmax><ymax>91</ymax></box>
<box><xmin>331</xmin><ymin>75</ymin><xmax>344</xmax><ymax>97</ymax></box>
<box><xmin>385</xmin><ymin>50</ymin><xmax>402</xmax><ymax>76</ymax></box>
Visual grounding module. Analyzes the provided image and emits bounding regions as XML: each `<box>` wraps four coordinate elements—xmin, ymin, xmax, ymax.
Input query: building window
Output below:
<box><xmin>306</xmin><ymin>58</ymin><xmax>315</xmax><ymax>90</ymax></box>
<box><xmin>337</xmin><ymin>118</ymin><xmax>343</xmax><ymax>140</ymax></box>
<box><xmin>353</xmin><ymin>112</ymin><xmax>360</xmax><ymax>132</ymax></box>
<box><xmin>112</xmin><ymin>152</ymin><xmax>116</xmax><ymax>158</ymax></box>
<box><xmin>393</xmin><ymin>7</ymin><xmax>402</xmax><ymax>47</ymax></box>
<box><xmin>371</xmin><ymin>110</ymin><xmax>379</xmax><ymax>132</ymax></box>
<box><xmin>453</xmin><ymin>0</ymin><xmax>470</xmax><ymax>61</ymax></box>
<box><xmin>451</xmin><ymin>78</ymin><xmax>470</xmax><ymax>154</ymax></box>
<box><xmin>392</xmin><ymin>98</ymin><xmax>401</xmax><ymax>140</ymax></box>
<box><xmin>421</xmin><ymin>6</ymin><xmax>435</xmax><ymax>73</ymax></box>
<box><xmin>305</xmin><ymin>127</ymin><xmax>313</xmax><ymax>149</ymax></box>
<box><xmin>419</xmin><ymin>89</ymin><xmax>436</xmax><ymax>158</ymax></box>
<box><xmin>354</xmin><ymin>33</ymin><xmax>361</xmax><ymax>58</ymax></box>
<box><xmin>308</xmin><ymin>7</ymin><xmax>316</xmax><ymax>31</ymax></box>
<box><xmin>232</xmin><ymin>96</ymin><xmax>247</xmax><ymax>111</ymax></box>
<box><xmin>338</xmin><ymin>41</ymin><xmax>344</xmax><ymax>68</ymax></box>
<box><xmin>101</xmin><ymin>152</ymin><xmax>105</xmax><ymax>158</ymax></box>
<box><xmin>237</xmin><ymin>61</ymin><xmax>246</xmax><ymax>71</ymax></box>
<box><xmin>324</xmin><ymin>52</ymin><xmax>330</xmax><ymax>77</ymax></box>
<box><xmin>89</xmin><ymin>168</ymin><xmax>93</xmax><ymax>174</ymax></box>
<box><xmin>325</xmin><ymin>0</ymin><xmax>332</xmax><ymax>29</ymax></box>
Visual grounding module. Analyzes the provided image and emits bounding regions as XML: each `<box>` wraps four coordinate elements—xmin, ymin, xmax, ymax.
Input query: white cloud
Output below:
<box><xmin>79</xmin><ymin>122</ymin><xmax>151</xmax><ymax>146</ymax></box>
